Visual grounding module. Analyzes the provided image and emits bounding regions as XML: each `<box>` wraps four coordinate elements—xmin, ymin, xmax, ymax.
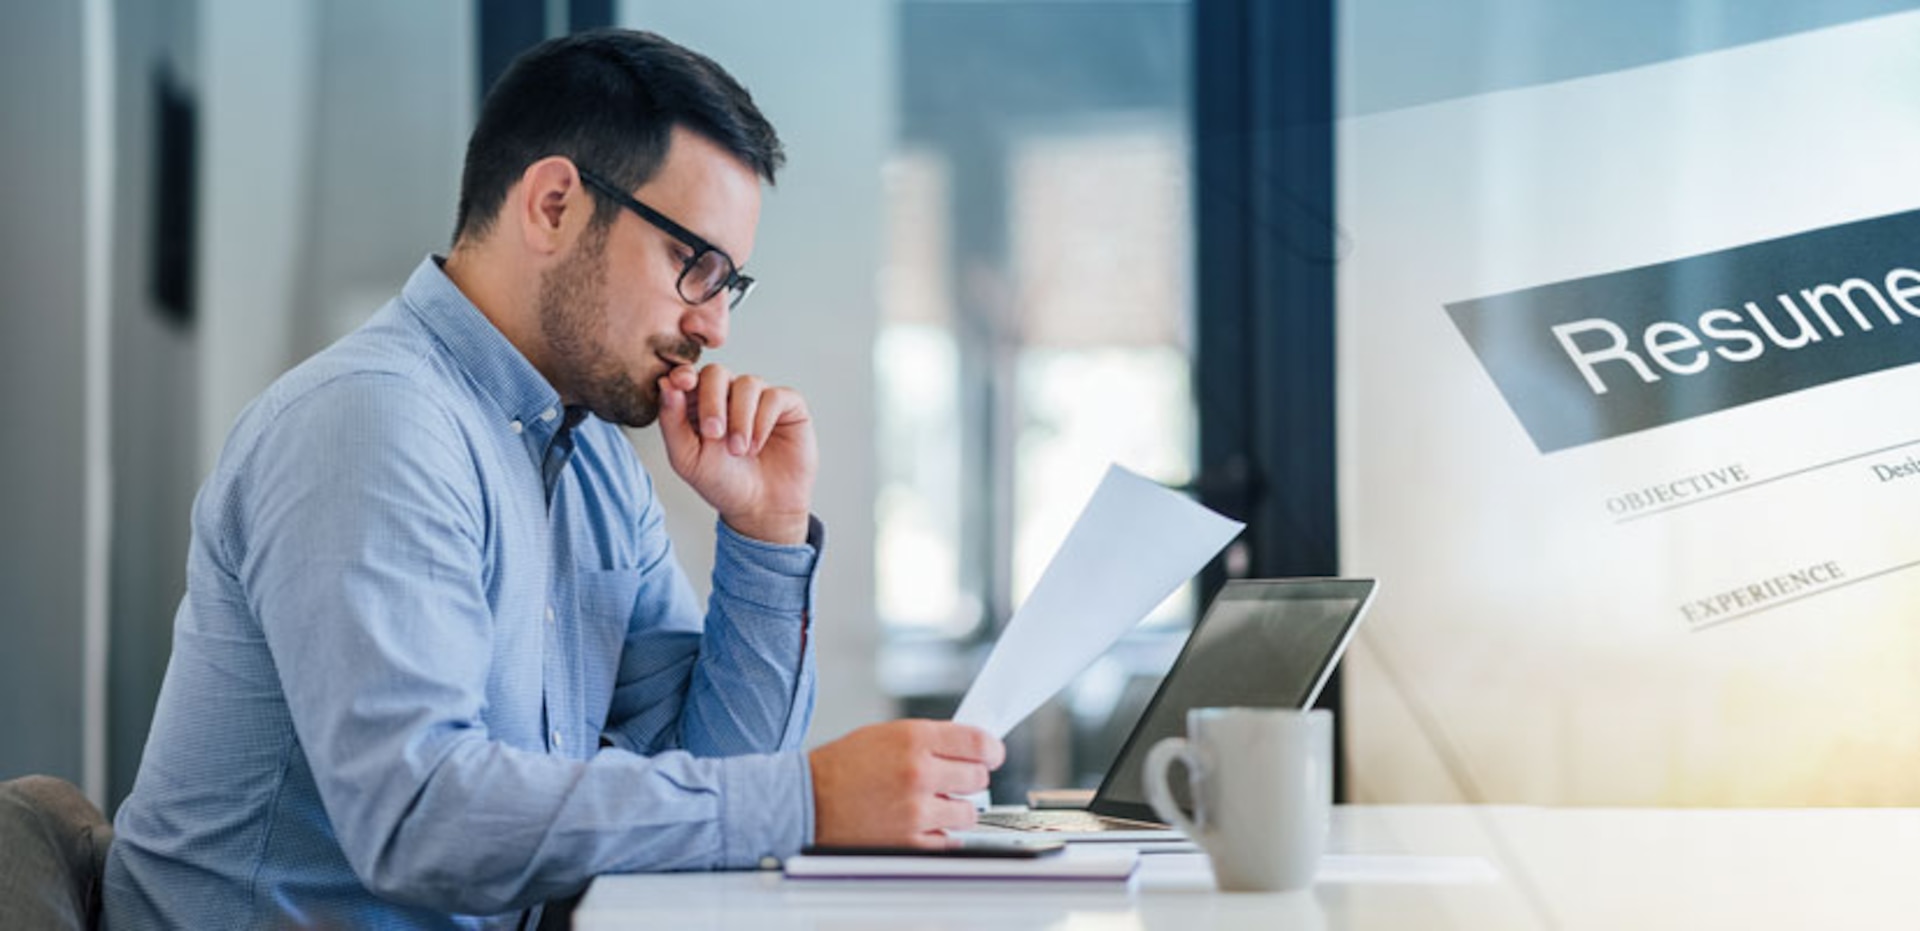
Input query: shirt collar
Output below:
<box><xmin>400</xmin><ymin>255</ymin><xmax>563</xmax><ymax>432</ymax></box>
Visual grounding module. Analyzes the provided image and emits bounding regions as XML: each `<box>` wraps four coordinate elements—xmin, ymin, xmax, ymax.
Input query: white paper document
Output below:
<box><xmin>953</xmin><ymin>464</ymin><xmax>1244</xmax><ymax>738</ymax></box>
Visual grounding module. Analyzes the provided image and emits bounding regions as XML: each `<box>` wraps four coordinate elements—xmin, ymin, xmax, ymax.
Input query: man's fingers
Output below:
<box><xmin>810</xmin><ymin>721</ymin><xmax>1002</xmax><ymax>849</ymax></box>
<box><xmin>665</xmin><ymin>364</ymin><xmax>699</xmax><ymax>392</ymax></box>
<box><xmin>696</xmin><ymin>363</ymin><xmax>732</xmax><ymax>440</ymax></box>
<box><xmin>917</xmin><ymin>757</ymin><xmax>992</xmax><ymax>796</ymax></box>
<box><xmin>926</xmin><ymin>795</ymin><xmax>978</xmax><ymax>833</ymax></box>
<box><xmin>905</xmin><ymin>792</ymin><xmax>978</xmax><ymax>837</ymax></box>
<box><xmin>667</xmin><ymin>364</ymin><xmax>805</xmax><ymax>458</ymax></box>
<box><xmin>726</xmin><ymin>375</ymin><xmax>763</xmax><ymax>456</ymax></box>
<box><xmin>921</xmin><ymin>722</ymin><xmax>1006</xmax><ymax>768</ymax></box>
<box><xmin>751</xmin><ymin>387</ymin><xmax>804</xmax><ymax>455</ymax></box>
<box><xmin>656</xmin><ymin>376</ymin><xmax>698</xmax><ymax>457</ymax></box>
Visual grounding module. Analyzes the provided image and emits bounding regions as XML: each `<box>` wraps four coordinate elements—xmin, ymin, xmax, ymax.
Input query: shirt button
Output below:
<box><xmin>541</xmin><ymin>407</ymin><xmax>558</xmax><ymax>422</ymax></box>
<box><xmin>546</xmin><ymin>605</ymin><xmax>556</xmax><ymax>625</ymax></box>
<box><xmin>509</xmin><ymin>420</ymin><xmax>524</xmax><ymax>434</ymax></box>
<box><xmin>551</xmin><ymin>730</ymin><xmax>564</xmax><ymax>749</ymax></box>
<box><xmin>758</xmin><ymin>856</ymin><xmax>781</xmax><ymax>870</ymax></box>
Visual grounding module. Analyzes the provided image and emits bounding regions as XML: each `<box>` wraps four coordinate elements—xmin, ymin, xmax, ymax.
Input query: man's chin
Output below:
<box><xmin>579</xmin><ymin>382</ymin><xmax>659</xmax><ymax>430</ymax></box>
<box><xmin>599</xmin><ymin>402</ymin><xmax>659</xmax><ymax>430</ymax></box>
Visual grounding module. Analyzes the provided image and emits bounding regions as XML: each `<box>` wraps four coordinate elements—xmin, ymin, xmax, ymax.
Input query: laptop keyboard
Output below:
<box><xmin>975</xmin><ymin>810</ymin><xmax>1160</xmax><ymax>833</ymax></box>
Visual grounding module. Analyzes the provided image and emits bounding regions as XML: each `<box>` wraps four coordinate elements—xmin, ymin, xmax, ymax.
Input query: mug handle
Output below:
<box><xmin>1142</xmin><ymin>736</ymin><xmax>1206</xmax><ymax>838</ymax></box>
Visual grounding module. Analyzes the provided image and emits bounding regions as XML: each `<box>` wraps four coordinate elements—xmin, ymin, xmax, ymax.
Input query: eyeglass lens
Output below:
<box><xmin>679</xmin><ymin>250</ymin><xmax>751</xmax><ymax>308</ymax></box>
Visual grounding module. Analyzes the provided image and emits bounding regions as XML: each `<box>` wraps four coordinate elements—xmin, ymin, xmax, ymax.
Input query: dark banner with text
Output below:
<box><xmin>1447</xmin><ymin>208</ymin><xmax>1920</xmax><ymax>452</ymax></box>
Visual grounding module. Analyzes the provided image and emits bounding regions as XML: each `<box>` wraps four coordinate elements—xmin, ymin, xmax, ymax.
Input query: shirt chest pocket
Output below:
<box><xmin>573</xmin><ymin>566</ymin><xmax>643</xmax><ymax>733</ymax></box>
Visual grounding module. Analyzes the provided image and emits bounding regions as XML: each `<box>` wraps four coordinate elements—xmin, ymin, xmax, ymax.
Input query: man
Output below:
<box><xmin>105</xmin><ymin>29</ymin><xmax>1002</xmax><ymax>929</ymax></box>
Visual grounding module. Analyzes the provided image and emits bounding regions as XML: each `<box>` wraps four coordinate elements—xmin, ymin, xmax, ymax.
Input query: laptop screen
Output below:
<box><xmin>1090</xmin><ymin>578</ymin><xmax>1376</xmax><ymax>824</ymax></box>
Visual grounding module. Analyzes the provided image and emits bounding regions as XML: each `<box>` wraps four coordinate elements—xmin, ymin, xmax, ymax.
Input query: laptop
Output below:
<box><xmin>967</xmin><ymin>577</ymin><xmax>1377</xmax><ymax>842</ymax></box>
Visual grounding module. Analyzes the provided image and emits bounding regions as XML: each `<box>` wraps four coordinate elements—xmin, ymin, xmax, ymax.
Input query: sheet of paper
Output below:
<box><xmin>953</xmin><ymin>464</ymin><xmax>1244</xmax><ymax>738</ymax></box>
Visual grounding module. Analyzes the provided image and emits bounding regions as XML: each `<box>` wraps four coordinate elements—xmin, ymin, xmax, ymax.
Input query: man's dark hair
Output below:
<box><xmin>452</xmin><ymin>28</ymin><xmax>784</xmax><ymax>245</ymax></box>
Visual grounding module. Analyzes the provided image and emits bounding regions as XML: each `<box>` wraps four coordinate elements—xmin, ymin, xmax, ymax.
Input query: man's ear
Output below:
<box><xmin>514</xmin><ymin>156</ymin><xmax>590</xmax><ymax>256</ymax></box>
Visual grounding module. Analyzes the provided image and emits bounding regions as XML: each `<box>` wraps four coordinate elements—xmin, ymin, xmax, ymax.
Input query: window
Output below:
<box><xmin>878</xmin><ymin>0</ymin><xmax>1194</xmax><ymax>792</ymax></box>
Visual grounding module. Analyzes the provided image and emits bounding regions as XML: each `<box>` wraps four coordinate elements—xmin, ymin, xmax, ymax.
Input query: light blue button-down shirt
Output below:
<box><xmin>105</xmin><ymin>257</ymin><xmax>820</xmax><ymax>929</ymax></box>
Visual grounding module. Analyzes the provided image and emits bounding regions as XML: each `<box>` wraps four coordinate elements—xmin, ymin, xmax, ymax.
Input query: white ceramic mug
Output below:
<box><xmin>1142</xmin><ymin>707</ymin><xmax>1332</xmax><ymax>892</ymax></box>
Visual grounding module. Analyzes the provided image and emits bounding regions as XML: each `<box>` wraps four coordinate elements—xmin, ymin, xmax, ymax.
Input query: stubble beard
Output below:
<box><xmin>537</xmin><ymin>223</ymin><xmax>699</xmax><ymax>429</ymax></box>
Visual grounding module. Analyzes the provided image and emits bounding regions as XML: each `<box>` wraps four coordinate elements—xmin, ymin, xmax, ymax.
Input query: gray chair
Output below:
<box><xmin>0</xmin><ymin>776</ymin><xmax>113</xmax><ymax>931</ymax></box>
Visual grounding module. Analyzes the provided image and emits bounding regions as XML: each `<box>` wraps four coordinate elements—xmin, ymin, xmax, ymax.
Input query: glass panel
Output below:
<box><xmin>1338</xmin><ymin>0</ymin><xmax>1920</xmax><ymax>805</ymax></box>
<box><xmin>880</xmin><ymin>0</ymin><xmax>1194</xmax><ymax>650</ymax></box>
<box><xmin>1014</xmin><ymin>346</ymin><xmax>1196</xmax><ymax>627</ymax></box>
<box><xmin>876</xmin><ymin>149</ymin><xmax>972</xmax><ymax>634</ymax></box>
<box><xmin>1007</xmin><ymin>121</ymin><xmax>1196</xmax><ymax>629</ymax></box>
<box><xmin>878</xmin><ymin>0</ymin><xmax>1195</xmax><ymax>798</ymax></box>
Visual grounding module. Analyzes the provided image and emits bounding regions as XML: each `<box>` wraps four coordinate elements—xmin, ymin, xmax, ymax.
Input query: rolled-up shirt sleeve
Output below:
<box><xmin>245</xmin><ymin>375</ymin><xmax>812</xmax><ymax>916</ymax></box>
<box><xmin>688</xmin><ymin>517</ymin><xmax>822</xmax><ymax>753</ymax></box>
<box><xmin>598</xmin><ymin>471</ymin><xmax>821</xmax><ymax>760</ymax></box>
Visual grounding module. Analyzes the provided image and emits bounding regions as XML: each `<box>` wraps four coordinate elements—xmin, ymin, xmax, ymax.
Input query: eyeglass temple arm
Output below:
<box><xmin>577</xmin><ymin>169</ymin><xmax>719</xmax><ymax>257</ymax></box>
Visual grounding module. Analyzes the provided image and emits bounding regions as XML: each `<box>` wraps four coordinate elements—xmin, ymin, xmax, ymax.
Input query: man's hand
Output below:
<box><xmin>657</xmin><ymin>363</ymin><xmax>817</xmax><ymax>544</ymax></box>
<box><xmin>809</xmin><ymin>720</ymin><xmax>1006</xmax><ymax>849</ymax></box>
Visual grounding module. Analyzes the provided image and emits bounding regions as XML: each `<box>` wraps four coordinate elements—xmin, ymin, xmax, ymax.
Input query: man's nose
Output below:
<box><xmin>681</xmin><ymin>295</ymin><xmax>729</xmax><ymax>349</ymax></box>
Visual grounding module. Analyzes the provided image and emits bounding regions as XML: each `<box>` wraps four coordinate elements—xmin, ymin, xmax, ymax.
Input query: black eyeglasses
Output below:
<box><xmin>577</xmin><ymin>167</ymin><xmax>757</xmax><ymax>310</ymax></box>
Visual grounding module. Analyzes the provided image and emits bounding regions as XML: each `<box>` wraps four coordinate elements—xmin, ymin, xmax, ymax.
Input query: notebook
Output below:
<box><xmin>783</xmin><ymin>846</ymin><xmax>1138</xmax><ymax>881</ymax></box>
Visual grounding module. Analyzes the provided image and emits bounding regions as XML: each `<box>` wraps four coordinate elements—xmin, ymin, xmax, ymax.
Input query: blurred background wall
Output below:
<box><xmin>1</xmin><ymin>0</ymin><xmax>105</xmax><ymax>801</ymax></box>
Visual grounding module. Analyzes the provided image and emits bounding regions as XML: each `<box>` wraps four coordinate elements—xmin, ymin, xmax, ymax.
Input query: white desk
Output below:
<box><xmin>574</xmin><ymin>806</ymin><xmax>1920</xmax><ymax>930</ymax></box>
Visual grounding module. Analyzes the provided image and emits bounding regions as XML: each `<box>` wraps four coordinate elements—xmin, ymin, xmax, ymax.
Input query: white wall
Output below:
<box><xmin>197</xmin><ymin>0</ymin><xmax>318</xmax><ymax>471</ymax></box>
<box><xmin>620</xmin><ymin>0</ymin><xmax>894</xmax><ymax>743</ymax></box>
<box><xmin>0</xmin><ymin>0</ymin><xmax>111</xmax><ymax>799</ymax></box>
<box><xmin>296</xmin><ymin>0</ymin><xmax>474</xmax><ymax>351</ymax></box>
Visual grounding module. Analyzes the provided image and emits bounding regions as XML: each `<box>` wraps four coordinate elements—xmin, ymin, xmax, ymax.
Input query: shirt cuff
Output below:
<box><xmin>712</xmin><ymin>515</ymin><xmax>825</xmax><ymax>614</ymax></box>
<box><xmin>718</xmin><ymin>750</ymin><xmax>815</xmax><ymax>868</ymax></box>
